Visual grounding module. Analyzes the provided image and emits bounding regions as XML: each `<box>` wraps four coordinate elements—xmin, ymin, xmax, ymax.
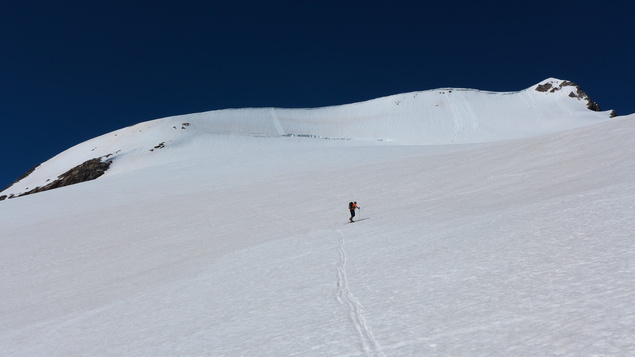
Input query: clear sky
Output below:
<box><xmin>1</xmin><ymin>0</ymin><xmax>632</xmax><ymax>189</ymax></box>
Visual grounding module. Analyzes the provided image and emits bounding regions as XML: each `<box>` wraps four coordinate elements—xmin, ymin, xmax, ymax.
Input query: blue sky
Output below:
<box><xmin>1</xmin><ymin>1</ymin><xmax>632</xmax><ymax>189</ymax></box>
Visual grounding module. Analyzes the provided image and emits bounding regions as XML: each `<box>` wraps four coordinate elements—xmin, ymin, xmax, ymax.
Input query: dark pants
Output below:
<box><xmin>350</xmin><ymin>209</ymin><xmax>355</xmax><ymax>220</ymax></box>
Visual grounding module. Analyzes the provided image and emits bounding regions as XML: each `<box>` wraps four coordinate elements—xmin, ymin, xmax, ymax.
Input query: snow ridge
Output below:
<box><xmin>0</xmin><ymin>78</ymin><xmax>616</xmax><ymax>200</ymax></box>
<box><xmin>336</xmin><ymin>230</ymin><xmax>384</xmax><ymax>357</ymax></box>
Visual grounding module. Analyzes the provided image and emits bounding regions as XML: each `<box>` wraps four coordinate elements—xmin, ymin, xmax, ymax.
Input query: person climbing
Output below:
<box><xmin>349</xmin><ymin>201</ymin><xmax>360</xmax><ymax>222</ymax></box>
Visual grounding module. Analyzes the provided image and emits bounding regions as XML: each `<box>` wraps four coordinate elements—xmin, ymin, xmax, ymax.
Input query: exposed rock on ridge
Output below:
<box><xmin>535</xmin><ymin>79</ymin><xmax>611</xmax><ymax>114</ymax></box>
<box><xmin>0</xmin><ymin>157</ymin><xmax>112</xmax><ymax>200</ymax></box>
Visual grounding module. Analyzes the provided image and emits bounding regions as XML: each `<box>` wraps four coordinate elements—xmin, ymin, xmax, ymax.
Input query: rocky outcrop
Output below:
<box><xmin>535</xmin><ymin>83</ymin><xmax>553</xmax><ymax>92</ymax></box>
<box><xmin>536</xmin><ymin>80</ymin><xmax>603</xmax><ymax>112</ymax></box>
<box><xmin>0</xmin><ymin>157</ymin><xmax>112</xmax><ymax>200</ymax></box>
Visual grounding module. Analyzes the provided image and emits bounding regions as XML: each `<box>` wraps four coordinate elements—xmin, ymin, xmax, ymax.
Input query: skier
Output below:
<box><xmin>349</xmin><ymin>201</ymin><xmax>360</xmax><ymax>222</ymax></box>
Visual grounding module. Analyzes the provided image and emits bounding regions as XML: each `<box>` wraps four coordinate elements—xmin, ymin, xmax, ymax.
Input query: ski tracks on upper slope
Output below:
<box><xmin>269</xmin><ymin>107</ymin><xmax>285</xmax><ymax>136</ymax></box>
<box><xmin>444</xmin><ymin>90</ymin><xmax>478</xmax><ymax>142</ymax></box>
<box><xmin>335</xmin><ymin>229</ymin><xmax>385</xmax><ymax>357</ymax></box>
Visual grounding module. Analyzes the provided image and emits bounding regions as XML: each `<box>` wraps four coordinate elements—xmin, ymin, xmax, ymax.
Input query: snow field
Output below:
<box><xmin>0</xmin><ymin>81</ymin><xmax>632</xmax><ymax>355</ymax></box>
<box><xmin>1</xmin><ymin>78</ymin><xmax>612</xmax><ymax>199</ymax></box>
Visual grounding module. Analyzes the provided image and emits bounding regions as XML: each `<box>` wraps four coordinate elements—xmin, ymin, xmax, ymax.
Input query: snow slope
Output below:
<box><xmin>0</xmin><ymin>78</ymin><xmax>612</xmax><ymax>199</ymax></box>
<box><xmin>1</xmin><ymin>79</ymin><xmax>634</xmax><ymax>356</ymax></box>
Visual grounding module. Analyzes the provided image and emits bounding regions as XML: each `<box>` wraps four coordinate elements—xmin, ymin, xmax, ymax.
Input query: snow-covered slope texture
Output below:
<box><xmin>0</xmin><ymin>78</ymin><xmax>614</xmax><ymax>200</ymax></box>
<box><xmin>1</xmin><ymin>109</ymin><xmax>634</xmax><ymax>356</ymax></box>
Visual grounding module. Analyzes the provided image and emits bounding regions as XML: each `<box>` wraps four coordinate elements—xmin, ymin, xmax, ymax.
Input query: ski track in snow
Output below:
<box><xmin>335</xmin><ymin>230</ymin><xmax>384</xmax><ymax>357</ymax></box>
<box><xmin>444</xmin><ymin>91</ymin><xmax>478</xmax><ymax>142</ymax></box>
<box><xmin>270</xmin><ymin>107</ymin><xmax>285</xmax><ymax>136</ymax></box>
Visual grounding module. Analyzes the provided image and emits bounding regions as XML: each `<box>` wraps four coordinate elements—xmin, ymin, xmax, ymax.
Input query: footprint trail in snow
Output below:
<box><xmin>336</xmin><ymin>230</ymin><xmax>384</xmax><ymax>357</ymax></box>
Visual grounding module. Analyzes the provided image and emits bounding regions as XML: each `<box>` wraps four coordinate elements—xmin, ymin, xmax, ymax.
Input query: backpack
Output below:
<box><xmin>349</xmin><ymin>202</ymin><xmax>353</xmax><ymax>209</ymax></box>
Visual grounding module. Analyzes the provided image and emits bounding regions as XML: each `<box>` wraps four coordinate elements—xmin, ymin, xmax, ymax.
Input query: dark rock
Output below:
<box><xmin>535</xmin><ymin>83</ymin><xmax>553</xmax><ymax>92</ymax></box>
<box><xmin>586</xmin><ymin>98</ymin><xmax>602</xmax><ymax>112</ymax></box>
<box><xmin>539</xmin><ymin>80</ymin><xmax>603</xmax><ymax>112</ymax></box>
<box><xmin>17</xmin><ymin>157</ymin><xmax>112</xmax><ymax>198</ymax></box>
<box><xmin>150</xmin><ymin>142</ymin><xmax>165</xmax><ymax>152</ymax></box>
<box><xmin>559</xmin><ymin>81</ymin><xmax>601</xmax><ymax>111</ymax></box>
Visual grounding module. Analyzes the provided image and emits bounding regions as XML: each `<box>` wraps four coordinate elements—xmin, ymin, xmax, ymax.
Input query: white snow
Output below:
<box><xmin>1</xmin><ymin>79</ymin><xmax>634</xmax><ymax>356</ymax></box>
